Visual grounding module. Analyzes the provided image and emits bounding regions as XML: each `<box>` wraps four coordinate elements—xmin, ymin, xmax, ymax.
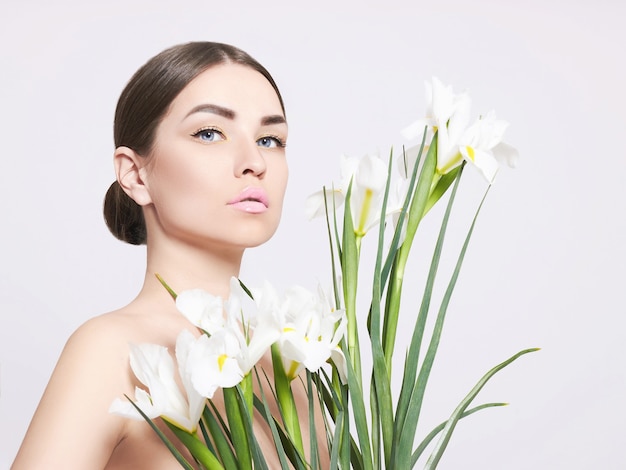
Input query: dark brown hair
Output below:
<box><xmin>103</xmin><ymin>41</ymin><xmax>285</xmax><ymax>245</ymax></box>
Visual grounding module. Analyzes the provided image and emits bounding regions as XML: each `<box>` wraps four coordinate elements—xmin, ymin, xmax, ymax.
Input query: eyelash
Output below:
<box><xmin>258</xmin><ymin>135</ymin><xmax>287</xmax><ymax>148</ymax></box>
<box><xmin>191</xmin><ymin>127</ymin><xmax>286</xmax><ymax>148</ymax></box>
<box><xmin>191</xmin><ymin>127</ymin><xmax>225</xmax><ymax>142</ymax></box>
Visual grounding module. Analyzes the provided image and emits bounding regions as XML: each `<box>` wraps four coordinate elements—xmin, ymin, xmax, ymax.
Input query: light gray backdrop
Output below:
<box><xmin>1</xmin><ymin>0</ymin><xmax>624</xmax><ymax>468</ymax></box>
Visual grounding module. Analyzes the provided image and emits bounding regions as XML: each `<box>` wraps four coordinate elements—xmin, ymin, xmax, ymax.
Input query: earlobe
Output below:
<box><xmin>114</xmin><ymin>146</ymin><xmax>152</xmax><ymax>206</ymax></box>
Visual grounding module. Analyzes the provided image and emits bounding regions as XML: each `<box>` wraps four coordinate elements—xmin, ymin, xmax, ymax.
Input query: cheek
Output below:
<box><xmin>148</xmin><ymin>157</ymin><xmax>220</xmax><ymax>212</ymax></box>
<box><xmin>273</xmin><ymin>159</ymin><xmax>289</xmax><ymax>202</ymax></box>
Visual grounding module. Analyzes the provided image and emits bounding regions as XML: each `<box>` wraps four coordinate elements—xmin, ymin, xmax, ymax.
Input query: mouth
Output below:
<box><xmin>227</xmin><ymin>187</ymin><xmax>269</xmax><ymax>214</ymax></box>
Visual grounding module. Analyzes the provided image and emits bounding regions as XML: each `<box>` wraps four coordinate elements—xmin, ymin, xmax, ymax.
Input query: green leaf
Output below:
<box><xmin>155</xmin><ymin>273</ymin><xmax>178</xmax><ymax>300</ymax></box>
<box><xmin>382</xmin><ymin>132</ymin><xmax>437</xmax><ymax>372</ymax></box>
<box><xmin>250</xmin><ymin>370</ymin><xmax>294</xmax><ymax>470</ymax></box>
<box><xmin>166</xmin><ymin>422</ymin><xmax>225</xmax><ymax>470</ymax></box>
<box><xmin>329</xmin><ymin>408</ymin><xmax>344</xmax><ymax>470</ymax></box>
<box><xmin>202</xmin><ymin>405</ymin><xmax>238</xmax><ymax>469</ymax></box>
<box><xmin>424</xmin><ymin>349</ymin><xmax>540</xmax><ymax>469</ymax></box>
<box><xmin>345</xmin><ymin>355</ymin><xmax>373</xmax><ymax>470</ymax></box>
<box><xmin>342</xmin><ymin>179</ymin><xmax>362</xmax><ymax>383</ymax></box>
<box><xmin>235</xmin><ymin>386</ymin><xmax>270</xmax><ymax>470</ymax></box>
<box><xmin>423</xmin><ymin>166</ymin><xmax>461</xmax><ymax>216</ymax></box>
<box><xmin>223</xmin><ymin>386</ymin><xmax>252</xmax><ymax>469</ymax></box>
<box><xmin>237</xmin><ymin>278</ymin><xmax>254</xmax><ymax>300</ymax></box>
<box><xmin>316</xmin><ymin>369</ymin><xmax>364</xmax><ymax>470</ymax></box>
<box><xmin>305</xmin><ymin>372</ymin><xmax>321</xmax><ymax>470</ymax></box>
<box><xmin>197</xmin><ymin>418</ymin><xmax>215</xmax><ymax>456</ymax></box>
<box><xmin>323</xmin><ymin>185</ymin><xmax>343</xmax><ymax>311</ymax></box>
<box><xmin>208</xmin><ymin>400</ymin><xmax>232</xmax><ymax>442</ymax></box>
<box><xmin>380</xmin><ymin>136</ymin><xmax>427</xmax><ymax>288</ymax></box>
<box><xmin>391</xmin><ymin>163</ymin><xmax>464</xmax><ymax>467</ymax></box>
<box><xmin>340</xmin><ymin>384</ymin><xmax>354</xmax><ymax>470</ymax></box>
<box><xmin>368</xmin><ymin>147</ymin><xmax>395</xmax><ymax>467</ymax></box>
<box><xmin>124</xmin><ymin>396</ymin><xmax>196</xmax><ymax>470</ymax></box>
<box><xmin>411</xmin><ymin>403</ymin><xmax>508</xmax><ymax>466</ymax></box>
<box><xmin>271</xmin><ymin>344</ymin><xmax>304</xmax><ymax>455</ymax></box>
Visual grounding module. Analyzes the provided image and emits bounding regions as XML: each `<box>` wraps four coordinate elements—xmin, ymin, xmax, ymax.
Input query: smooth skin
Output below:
<box><xmin>12</xmin><ymin>63</ymin><xmax>322</xmax><ymax>469</ymax></box>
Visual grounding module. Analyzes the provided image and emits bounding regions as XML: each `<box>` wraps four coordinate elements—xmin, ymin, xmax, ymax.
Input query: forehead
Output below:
<box><xmin>169</xmin><ymin>63</ymin><xmax>284</xmax><ymax>118</ymax></box>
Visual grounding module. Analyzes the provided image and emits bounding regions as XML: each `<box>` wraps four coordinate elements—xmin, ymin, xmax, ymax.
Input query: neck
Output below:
<box><xmin>139</xmin><ymin>237</ymin><xmax>244</xmax><ymax>302</ymax></box>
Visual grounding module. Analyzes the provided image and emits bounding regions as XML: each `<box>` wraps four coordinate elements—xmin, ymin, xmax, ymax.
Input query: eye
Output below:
<box><xmin>257</xmin><ymin>136</ymin><xmax>285</xmax><ymax>148</ymax></box>
<box><xmin>192</xmin><ymin>127</ymin><xmax>225</xmax><ymax>142</ymax></box>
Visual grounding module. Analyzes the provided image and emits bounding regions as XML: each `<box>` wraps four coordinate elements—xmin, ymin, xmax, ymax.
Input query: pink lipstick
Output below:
<box><xmin>227</xmin><ymin>187</ymin><xmax>269</xmax><ymax>214</ymax></box>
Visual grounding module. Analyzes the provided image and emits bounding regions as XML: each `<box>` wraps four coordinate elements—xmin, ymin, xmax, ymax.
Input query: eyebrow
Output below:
<box><xmin>185</xmin><ymin>103</ymin><xmax>235</xmax><ymax>120</ymax></box>
<box><xmin>185</xmin><ymin>103</ymin><xmax>286</xmax><ymax>126</ymax></box>
<box><xmin>261</xmin><ymin>114</ymin><xmax>287</xmax><ymax>126</ymax></box>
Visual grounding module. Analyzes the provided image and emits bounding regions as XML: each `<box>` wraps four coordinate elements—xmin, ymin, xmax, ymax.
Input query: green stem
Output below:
<box><xmin>223</xmin><ymin>386</ymin><xmax>252</xmax><ymax>469</ymax></box>
<box><xmin>272</xmin><ymin>344</ymin><xmax>305</xmax><ymax>456</ymax></box>
<box><xmin>381</xmin><ymin>134</ymin><xmax>438</xmax><ymax>372</ymax></box>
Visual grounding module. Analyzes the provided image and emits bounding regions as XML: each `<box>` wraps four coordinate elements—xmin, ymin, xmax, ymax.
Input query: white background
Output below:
<box><xmin>1</xmin><ymin>0</ymin><xmax>624</xmax><ymax>468</ymax></box>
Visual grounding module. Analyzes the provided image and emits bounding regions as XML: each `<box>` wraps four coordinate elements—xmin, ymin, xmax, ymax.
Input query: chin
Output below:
<box><xmin>225</xmin><ymin>222</ymin><xmax>281</xmax><ymax>249</ymax></box>
<box><xmin>245</xmin><ymin>229</ymin><xmax>279</xmax><ymax>248</ymax></box>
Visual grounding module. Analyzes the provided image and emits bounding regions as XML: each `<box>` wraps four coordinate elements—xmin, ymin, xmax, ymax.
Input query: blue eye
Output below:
<box><xmin>257</xmin><ymin>136</ymin><xmax>285</xmax><ymax>148</ymax></box>
<box><xmin>192</xmin><ymin>128</ymin><xmax>225</xmax><ymax>142</ymax></box>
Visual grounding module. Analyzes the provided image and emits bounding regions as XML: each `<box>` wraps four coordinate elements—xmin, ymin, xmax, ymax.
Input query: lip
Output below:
<box><xmin>227</xmin><ymin>187</ymin><xmax>269</xmax><ymax>214</ymax></box>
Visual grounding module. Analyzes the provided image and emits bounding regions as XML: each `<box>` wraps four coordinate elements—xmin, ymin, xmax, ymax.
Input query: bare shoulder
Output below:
<box><xmin>11</xmin><ymin>308</ymin><xmax>162</xmax><ymax>470</ymax></box>
<box><xmin>55</xmin><ymin>309</ymin><xmax>148</xmax><ymax>388</ymax></box>
<box><xmin>67</xmin><ymin>310</ymin><xmax>135</xmax><ymax>353</ymax></box>
<box><xmin>67</xmin><ymin>302</ymin><xmax>187</xmax><ymax>354</ymax></box>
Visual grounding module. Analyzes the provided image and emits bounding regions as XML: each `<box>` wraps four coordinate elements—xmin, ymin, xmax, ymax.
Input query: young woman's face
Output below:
<box><xmin>143</xmin><ymin>63</ymin><xmax>288</xmax><ymax>251</ymax></box>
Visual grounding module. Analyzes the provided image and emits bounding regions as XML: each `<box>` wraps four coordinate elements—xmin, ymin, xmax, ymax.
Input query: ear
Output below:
<box><xmin>114</xmin><ymin>146</ymin><xmax>152</xmax><ymax>206</ymax></box>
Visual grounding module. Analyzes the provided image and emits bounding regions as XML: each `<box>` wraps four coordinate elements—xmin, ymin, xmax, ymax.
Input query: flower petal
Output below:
<box><xmin>493</xmin><ymin>141</ymin><xmax>519</xmax><ymax>168</ymax></box>
<box><xmin>176</xmin><ymin>289</ymin><xmax>225</xmax><ymax>334</ymax></box>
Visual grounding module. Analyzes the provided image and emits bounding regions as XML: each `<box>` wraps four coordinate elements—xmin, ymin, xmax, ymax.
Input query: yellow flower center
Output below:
<box><xmin>465</xmin><ymin>146</ymin><xmax>476</xmax><ymax>162</ymax></box>
<box><xmin>217</xmin><ymin>354</ymin><xmax>228</xmax><ymax>372</ymax></box>
<box><xmin>356</xmin><ymin>188</ymin><xmax>374</xmax><ymax>236</ymax></box>
<box><xmin>286</xmin><ymin>360</ymin><xmax>300</xmax><ymax>380</ymax></box>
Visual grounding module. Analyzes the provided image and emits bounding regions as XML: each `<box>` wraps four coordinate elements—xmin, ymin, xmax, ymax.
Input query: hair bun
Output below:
<box><xmin>103</xmin><ymin>181</ymin><xmax>146</xmax><ymax>245</ymax></box>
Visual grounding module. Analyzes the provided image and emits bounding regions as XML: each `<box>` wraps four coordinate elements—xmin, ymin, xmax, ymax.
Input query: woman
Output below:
<box><xmin>12</xmin><ymin>42</ymin><xmax>308</xmax><ymax>469</ymax></box>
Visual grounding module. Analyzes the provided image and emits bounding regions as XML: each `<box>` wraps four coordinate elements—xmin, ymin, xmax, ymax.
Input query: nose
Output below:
<box><xmin>235</xmin><ymin>141</ymin><xmax>266</xmax><ymax>178</ymax></box>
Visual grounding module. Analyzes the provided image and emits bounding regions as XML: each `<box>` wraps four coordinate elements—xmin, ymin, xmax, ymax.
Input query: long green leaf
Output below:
<box><xmin>202</xmin><ymin>406</ymin><xmax>238</xmax><ymax>469</ymax></box>
<box><xmin>424</xmin><ymin>349</ymin><xmax>539</xmax><ymax>469</ymax></box>
<box><xmin>166</xmin><ymin>422</ymin><xmax>225</xmax><ymax>470</ymax></box>
<box><xmin>398</xmin><ymin>182</ymin><xmax>499</xmax><ymax>468</ymax></box>
<box><xmin>382</xmin><ymin>133</ymin><xmax>438</xmax><ymax>372</ymax></box>
<box><xmin>342</xmin><ymin>180</ymin><xmax>362</xmax><ymax>382</ymax></box>
<box><xmin>223</xmin><ymin>386</ymin><xmax>252</xmax><ymax>469</ymax></box>
<box><xmin>124</xmin><ymin>396</ymin><xmax>196</xmax><ymax>470</ymax></box>
<box><xmin>253</xmin><ymin>396</ymin><xmax>308</xmax><ymax>470</ymax></box>
<box><xmin>251</xmin><ymin>373</ymin><xmax>293</xmax><ymax>470</ymax></box>
<box><xmin>345</xmin><ymin>354</ymin><xmax>373</xmax><ymax>470</ymax></box>
<box><xmin>315</xmin><ymin>370</ymin><xmax>343</xmax><ymax>470</ymax></box>
<box><xmin>411</xmin><ymin>403</ymin><xmax>508</xmax><ymax>466</ymax></box>
<box><xmin>234</xmin><ymin>386</ymin><xmax>270</xmax><ymax>470</ymax></box>
<box><xmin>208</xmin><ymin>400</ymin><xmax>232</xmax><ymax>442</ymax></box>
<box><xmin>317</xmin><ymin>369</ymin><xmax>365</xmax><ymax>470</ymax></box>
<box><xmin>391</xmin><ymin>163</ymin><xmax>464</xmax><ymax>466</ymax></box>
<box><xmin>380</xmin><ymin>135</ymin><xmax>427</xmax><ymax>288</ymax></box>
<box><xmin>368</xmin><ymin>147</ymin><xmax>395</xmax><ymax>467</ymax></box>
<box><xmin>197</xmin><ymin>418</ymin><xmax>215</xmax><ymax>456</ymax></box>
<box><xmin>155</xmin><ymin>273</ymin><xmax>178</xmax><ymax>300</ymax></box>
<box><xmin>323</xmin><ymin>185</ymin><xmax>343</xmax><ymax>311</ymax></box>
<box><xmin>271</xmin><ymin>344</ymin><xmax>304</xmax><ymax>455</ymax></box>
<box><xmin>340</xmin><ymin>384</ymin><xmax>353</xmax><ymax>470</ymax></box>
<box><xmin>329</xmin><ymin>413</ymin><xmax>344</xmax><ymax>470</ymax></box>
<box><xmin>305</xmin><ymin>372</ymin><xmax>321</xmax><ymax>469</ymax></box>
<box><xmin>423</xmin><ymin>166</ymin><xmax>461</xmax><ymax>216</ymax></box>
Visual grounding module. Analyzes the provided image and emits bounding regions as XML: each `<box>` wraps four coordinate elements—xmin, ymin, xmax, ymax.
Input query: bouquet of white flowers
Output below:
<box><xmin>110</xmin><ymin>77</ymin><xmax>537</xmax><ymax>469</ymax></box>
